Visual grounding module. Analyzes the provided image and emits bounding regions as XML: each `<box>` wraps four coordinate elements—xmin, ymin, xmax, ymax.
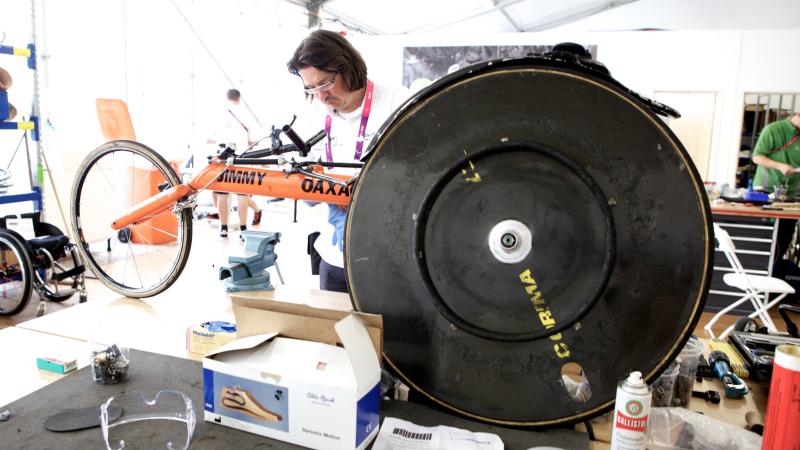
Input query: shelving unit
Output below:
<box><xmin>0</xmin><ymin>29</ymin><xmax>43</xmax><ymax>211</ymax></box>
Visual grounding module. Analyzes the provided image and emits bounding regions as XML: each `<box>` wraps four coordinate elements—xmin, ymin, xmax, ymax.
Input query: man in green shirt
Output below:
<box><xmin>753</xmin><ymin>112</ymin><xmax>800</xmax><ymax>194</ymax></box>
<box><xmin>752</xmin><ymin>112</ymin><xmax>800</xmax><ymax>277</ymax></box>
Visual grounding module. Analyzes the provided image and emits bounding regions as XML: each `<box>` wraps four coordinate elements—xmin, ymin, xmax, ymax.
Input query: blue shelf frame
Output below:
<box><xmin>0</xmin><ymin>187</ymin><xmax>42</xmax><ymax>210</ymax></box>
<box><xmin>1</xmin><ymin>41</ymin><xmax>41</xmax><ymax>213</ymax></box>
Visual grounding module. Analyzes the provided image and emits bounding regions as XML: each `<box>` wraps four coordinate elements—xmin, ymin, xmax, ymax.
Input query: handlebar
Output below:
<box><xmin>203</xmin><ymin>120</ymin><xmax>363</xmax><ymax>188</ymax></box>
<box><xmin>235</xmin><ymin>120</ymin><xmax>327</xmax><ymax>159</ymax></box>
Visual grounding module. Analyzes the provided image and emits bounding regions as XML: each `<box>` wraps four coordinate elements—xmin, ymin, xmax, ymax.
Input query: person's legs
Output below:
<box><xmin>236</xmin><ymin>195</ymin><xmax>249</xmax><ymax>230</ymax></box>
<box><xmin>208</xmin><ymin>192</ymin><xmax>221</xmax><ymax>219</ymax></box>
<box><xmin>319</xmin><ymin>260</ymin><xmax>348</xmax><ymax>293</ymax></box>
<box><xmin>217</xmin><ymin>193</ymin><xmax>230</xmax><ymax>237</ymax></box>
<box><xmin>246</xmin><ymin>196</ymin><xmax>259</xmax><ymax>212</ymax></box>
<box><xmin>245</xmin><ymin>196</ymin><xmax>262</xmax><ymax>225</ymax></box>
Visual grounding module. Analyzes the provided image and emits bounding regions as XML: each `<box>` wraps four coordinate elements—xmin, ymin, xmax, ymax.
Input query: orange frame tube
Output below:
<box><xmin>111</xmin><ymin>161</ymin><xmax>353</xmax><ymax>231</ymax></box>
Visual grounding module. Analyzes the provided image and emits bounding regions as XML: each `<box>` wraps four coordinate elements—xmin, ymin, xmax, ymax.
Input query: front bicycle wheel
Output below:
<box><xmin>70</xmin><ymin>140</ymin><xmax>193</xmax><ymax>298</ymax></box>
<box><xmin>0</xmin><ymin>230</ymin><xmax>33</xmax><ymax>315</ymax></box>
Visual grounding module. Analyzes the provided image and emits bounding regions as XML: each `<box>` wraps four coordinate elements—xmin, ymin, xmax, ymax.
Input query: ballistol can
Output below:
<box><xmin>610</xmin><ymin>371</ymin><xmax>652</xmax><ymax>450</ymax></box>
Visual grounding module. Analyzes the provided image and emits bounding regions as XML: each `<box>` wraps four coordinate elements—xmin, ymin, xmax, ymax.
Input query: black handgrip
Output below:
<box><xmin>282</xmin><ymin>125</ymin><xmax>308</xmax><ymax>156</ymax></box>
<box><xmin>306</xmin><ymin>130</ymin><xmax>327</xmax><ymax>149</ymax></box>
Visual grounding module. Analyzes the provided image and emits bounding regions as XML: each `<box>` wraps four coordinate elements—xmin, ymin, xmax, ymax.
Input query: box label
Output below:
<box><xmin>204</xmin><ymin>368</ymin><xmax>215</xmax><ymax>413</ymax></box>
<box><xmin>208</xmin><ymin>371</ymin><xmax>289</xmax><ymax>432</ymax></box>
<box><xmin>355</xmin><ymin>383</ymin><xmax>380</xmax><ymax>446</ymax></box>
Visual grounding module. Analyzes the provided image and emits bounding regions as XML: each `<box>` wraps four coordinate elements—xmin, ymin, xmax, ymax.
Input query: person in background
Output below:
<box><xmin>752</xmin><ymin>111</ymin><xmax>800</xmax><ymax>276</ymax></box>
<box><xmin>287</xmin><ymin>30</ymin><xmax>409</xmax><ymax>292</ymax></box>
<box><xmin>209</xmin><ymin>89</ymin><xmax>263</xmax><ymax>238</ymax></box>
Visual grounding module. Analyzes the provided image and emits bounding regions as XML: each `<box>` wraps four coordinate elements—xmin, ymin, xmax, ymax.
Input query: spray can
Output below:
<box><xmin>761</xmin><ymin>344</ymin><xmax>800</xmax><ymax>450</ymax></box>
<box><xmin>610</xmin><ymin>371</ymin><xmax>652</xmax><ymax>450</ymax></box>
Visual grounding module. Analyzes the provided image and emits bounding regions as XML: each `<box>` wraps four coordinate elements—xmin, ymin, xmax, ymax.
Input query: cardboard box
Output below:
<box><xmin>36</xmin><ymin>356</ymin><xmax>77</xmax><ymax>374</ymax></box>
<box><xmin>203</xmin><ymin>297</ymin><xmax>383</xmax><ymax>449</ymax></box>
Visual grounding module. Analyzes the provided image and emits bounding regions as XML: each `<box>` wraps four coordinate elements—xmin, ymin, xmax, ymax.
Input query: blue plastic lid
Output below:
<box><xmin>201</xmin><ymin>321</ymin><xmax>236</xmax><ymax>333</ymax></box>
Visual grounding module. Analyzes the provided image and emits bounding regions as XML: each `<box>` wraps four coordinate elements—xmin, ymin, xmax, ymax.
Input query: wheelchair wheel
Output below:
<box><xmin>0</xmin><ymin>230</ymin><xmax>33</xmax><ymax>315</ymax></box>
<box><xmin>70</xmin><ymin>140</ymin><xmax>193</xmax><ymax>298</ymax></box>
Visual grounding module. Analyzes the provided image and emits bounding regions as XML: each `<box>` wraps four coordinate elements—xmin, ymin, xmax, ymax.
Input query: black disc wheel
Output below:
<box><xmin>0</xmin><ymin>230</ymin><xmax>33</xmax><ymax>316</ymax></box>
<box><xmin>346</xmin><ymin>58</ymin><xmax>713</xmax><ymax>426</ymax></box>
<box><xmin>70</xmin><ymin>140</ymin><xmax>193</xmax><ymax>298</ymax></box>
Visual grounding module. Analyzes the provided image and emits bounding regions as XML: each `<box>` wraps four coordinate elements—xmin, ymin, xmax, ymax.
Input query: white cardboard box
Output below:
<box><xmin>203</xmin><ymin>297</ymin><xmax>383</xmax><ymax>449</ymax></box>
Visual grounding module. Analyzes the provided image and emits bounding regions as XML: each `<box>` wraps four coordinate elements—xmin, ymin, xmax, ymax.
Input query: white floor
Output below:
<box><xmin>2</xmin><ymin>197</ymin><xmax>331</xmax><ymax>326</ymax></box>
<box><xmin>191</xmin><ymin>196</ymin><xmax>325</xmax><ymax>289</ymax></box>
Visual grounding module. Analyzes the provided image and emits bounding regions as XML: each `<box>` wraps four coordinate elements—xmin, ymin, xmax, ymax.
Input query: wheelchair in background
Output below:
<box><xmin>0</xmin><ymin>212</ymin><xmax>86</xmax><ymax>317</ymax></box>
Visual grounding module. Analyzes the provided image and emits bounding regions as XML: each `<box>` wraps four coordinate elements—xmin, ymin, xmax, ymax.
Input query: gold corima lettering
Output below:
<box><xmin>519</xmin><ymin>268</ymin><xmax>572</xmax><ymax>359</ymax></box>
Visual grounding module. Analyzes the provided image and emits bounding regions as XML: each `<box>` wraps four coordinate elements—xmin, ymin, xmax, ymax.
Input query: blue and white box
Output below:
<box><xmin>203</xmin><ymin>298</ymin><xmax>383</xmax><ymax>450</ymax></box>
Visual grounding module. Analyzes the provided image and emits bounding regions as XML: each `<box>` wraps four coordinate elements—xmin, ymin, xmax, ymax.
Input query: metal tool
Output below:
<box><xmin>691</xmin><ymin>389</ymin><xmax>721</xmax><ymax>404</ymax></box>
<box><xmin>219</xmin><ymin>231</ymin><xmax>280</xmax><ymax>292</ymax></box>
<box><xmin>708</xmin><ymin>351</ymin><xmax>748</xmax><ymax>399</ymax></box>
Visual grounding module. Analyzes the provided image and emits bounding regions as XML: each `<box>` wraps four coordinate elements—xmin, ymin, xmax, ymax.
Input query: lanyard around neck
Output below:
<box><xmin>227</xmin><ymin>108</ymin><xmax>249</xmax><ymax>133</ymax></box>
<box><xmin>324</xmin><ymin>80</ymin><xmax>374</xmax><ymax>162</ymax></box>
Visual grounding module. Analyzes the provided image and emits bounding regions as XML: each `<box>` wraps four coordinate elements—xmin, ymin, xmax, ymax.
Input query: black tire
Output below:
<box><xmin>70</xmin><ymin>140</ymin><xmax>193</xmax><ymax>298</ymax></box>
<box><xmin>733</xmin><ymin>316</ymin><xmax>759</xmax><ymax>333</ymax></box>
<box><xmin>0</xmin><ymin>230</ymin><xmax>33</xmax><ymax>315</ymax></box>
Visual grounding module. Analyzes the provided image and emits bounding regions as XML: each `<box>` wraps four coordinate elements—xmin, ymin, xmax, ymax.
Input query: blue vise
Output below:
<box><xmin>219</xmin><ymin>231</ymin><xmax>280</xmax><ymax>292</ymax></box>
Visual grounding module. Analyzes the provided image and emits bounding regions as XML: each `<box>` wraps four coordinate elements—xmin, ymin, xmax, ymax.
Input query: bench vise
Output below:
<box><xmin>219</xmin><ymin>231</ymin><xmax>280</xmax><ymax>292</ymax></box>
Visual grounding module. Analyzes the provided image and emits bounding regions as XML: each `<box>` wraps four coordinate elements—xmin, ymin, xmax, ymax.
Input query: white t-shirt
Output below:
<box><xmin>213</xmin><ymin>103</ymin><xmax>264</xmax><ymax>153</ymax></box>
<box><xmin>297</xmin><ymin>82</ymin><xmax>410</xmax><ymax>268</ymax></box>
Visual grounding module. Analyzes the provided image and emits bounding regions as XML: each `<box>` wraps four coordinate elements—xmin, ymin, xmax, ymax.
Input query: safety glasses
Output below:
<box><xmin>100</xmin><ymin>390</ymin><xmax>196</xmax><ymax>450</ymax></box>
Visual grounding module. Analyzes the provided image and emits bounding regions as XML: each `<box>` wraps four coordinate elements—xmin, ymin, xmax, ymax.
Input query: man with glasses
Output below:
<box><xmin>288</xmin><ymin>30</ymin><xmax>409</xmax><ymax>292</ymax></box>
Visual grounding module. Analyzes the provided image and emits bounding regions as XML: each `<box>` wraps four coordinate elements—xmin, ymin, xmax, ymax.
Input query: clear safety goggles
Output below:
<box><xmin>100</xmin><ymin>390</ymin><xmax>196</xmax><ymax>450</ymax></box>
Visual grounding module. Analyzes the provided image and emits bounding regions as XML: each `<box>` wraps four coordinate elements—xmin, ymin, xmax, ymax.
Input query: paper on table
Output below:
<box><xmin>372</xmin><ymin>417</ymin><xmax>503</xmax><ymax>450</ymax></box>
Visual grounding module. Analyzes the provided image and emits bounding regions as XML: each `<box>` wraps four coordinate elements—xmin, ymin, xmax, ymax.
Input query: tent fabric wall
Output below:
<box><xmin>3</xmin><ymin>1</ymin><xmax>799</xmax><ymax>224</ymax></box>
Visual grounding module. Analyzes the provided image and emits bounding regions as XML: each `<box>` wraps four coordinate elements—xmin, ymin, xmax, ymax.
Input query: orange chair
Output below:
<box><xmin>95</xmin><ymin>99</ymin><xmax>178</xmax><ymax>245</ymax></box>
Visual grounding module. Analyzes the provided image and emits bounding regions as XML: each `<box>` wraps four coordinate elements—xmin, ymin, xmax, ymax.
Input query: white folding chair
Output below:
<box><xmin>705</xmin><ymin>223</ymin><xmax>795</xmax><ymax>339</ymax></box>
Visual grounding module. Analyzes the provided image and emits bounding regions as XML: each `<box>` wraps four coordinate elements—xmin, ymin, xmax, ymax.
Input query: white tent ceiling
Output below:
<box><xmin>286</xmin><ymin>0</ymin><xmax>800</xmax><ymax>34</ymax></box>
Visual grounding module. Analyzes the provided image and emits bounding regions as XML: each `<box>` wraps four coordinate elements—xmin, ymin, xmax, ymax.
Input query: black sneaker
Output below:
<box><xmin>252</xmin><ymin>210</ymin><xmax>262</xmax><ymax>225</ymax></box>
<box><xmin>239</xmin><ymin>225</ymin><xmax>247</xmax><ymax>241</ymax></box>
<box><xmin>219</xmin><ymin>225</ymin><xmax>228</xmax><ymax>238</ymax></box>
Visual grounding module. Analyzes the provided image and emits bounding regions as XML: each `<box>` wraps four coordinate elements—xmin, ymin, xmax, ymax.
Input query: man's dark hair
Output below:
<box><xmin>227</xmin><ymin>89</ymin><xmax>241</xmax><ymax>101</ymax></box>
<box><xmin>287</xmin><ymin>30</ymin><xmax>367</xmax><ymax>93</ymax></box>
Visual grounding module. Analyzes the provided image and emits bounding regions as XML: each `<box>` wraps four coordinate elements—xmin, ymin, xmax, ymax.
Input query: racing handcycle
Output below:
<box><xmin>70</xmin><ymin>121</ymin><xmax>358</xmax><ymax>298</ymax></box>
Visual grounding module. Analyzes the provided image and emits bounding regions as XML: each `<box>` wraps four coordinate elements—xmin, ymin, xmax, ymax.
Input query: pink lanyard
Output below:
<box><xmin>324</xmin><ymin>80</ymin><xmax>374</xmax><ymax>162</ymax></box>
<box><xmin>227</xmin><ymin>109</ymin><xmax>248</xmax><ymax>132</ymax></box>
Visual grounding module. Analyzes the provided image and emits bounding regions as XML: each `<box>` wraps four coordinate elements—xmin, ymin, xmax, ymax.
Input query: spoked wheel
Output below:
<box><xmin>0</xmin><ymin>230</ymin><xmax>33</xmax><ymax>316</ymax></box>
<box><xmin>70</xmin><ymin>140</ymin><xmax>192</xmax><ymax>298</ymax></box>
